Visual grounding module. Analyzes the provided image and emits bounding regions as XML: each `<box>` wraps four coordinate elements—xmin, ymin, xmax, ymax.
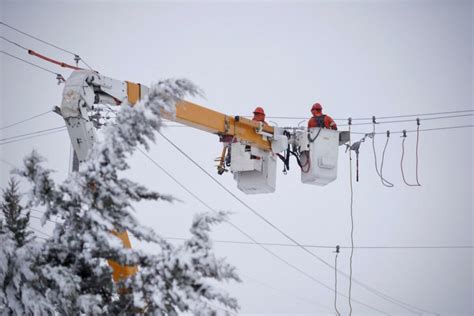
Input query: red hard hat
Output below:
<box><xmin>311</xmin><ymin>103</ymin><xmax>323</xmax><ymax>112</ymax></box>
<box><xmin>253</xmin><ymin>107</ymin><xmax>265</xmax><ymax>115</ymax></box>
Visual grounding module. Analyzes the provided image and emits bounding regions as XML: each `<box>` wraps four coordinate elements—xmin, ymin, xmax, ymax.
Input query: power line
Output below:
<box><xmin>163</xmin><ymin>237</ymin><xmax>474</xmax><ymax>249</ymax></box>
<box><xmin>157</xmin><ymin>132</ymin><xmax>431</xmax><ymax>314</ymax></box>
<box><xmin>28</xmin><ymin>225</ymin><xmax>52</xmax><ymax>238</ymax></box>
<box><xmin>0</xmin><ymin>158</ymin><xmax>16</xmax><ymax>168</ymax></box>
<box><xmin>340</xmin><ymin>113</ymin><xmax>474</xmax><ymax>127</ymax></box>
<box><xmin>348</xmin><ymin>124</ymin><xmax>355</xmax><ymax>315</ymax></box>
<box><xmin>0</xmin><ymin>127</ymin><xmax>67</xmax><ymax>145</ymax></box>
<box><xmin>1</xmin><ymin>50</ymin><xmax>65</xmax><ymax>82</ymax></box>
<box><xmin>137</xmin><ymin>147</ymin><xmax>388</xmax><ymax>315</ymax></box>
<box><xmin>0</xmin><ymin>110</ymin><xmax>52</xmax><ymax>130</ymax></box>
<box><xmin>351</xmin><ymin>124</ymin><xmax>474</xmax><ymax>135</ymax></box>
<box><xmin>242</xmin><ymin>273</ymin><xmax>333</xmax><ymax>312</ymax></box>
<box><xmin>0</xmin><ymin>35</ymin><xmax>28</xmax><ymax>50</ymax></box>
<box><xmin>0</xmin><ymin>126</ymin><xmax>66</xmax><ymax>142</ymax></box>
<box><xmin>250</xmin><ymin>109</ymin><xmax>474</xmax><ymax>121</ymax></box>
<box><xmin>0</xmin><ymin>21</ymin><xmax>93</xmax><ymax>69</ymax></box>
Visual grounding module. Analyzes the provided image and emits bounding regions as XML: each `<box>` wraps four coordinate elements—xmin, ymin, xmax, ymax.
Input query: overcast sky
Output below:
<box><xmin>1</xmin><ymin>1</ymin><xmax>473</xmax><ymax>315</ymax></box>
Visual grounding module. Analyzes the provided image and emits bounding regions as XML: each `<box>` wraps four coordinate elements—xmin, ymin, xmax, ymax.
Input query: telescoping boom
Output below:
<box><xmin>59</xmin><ymin>70</ymin><xmax>349</xmax><ymax>280</ymax></box>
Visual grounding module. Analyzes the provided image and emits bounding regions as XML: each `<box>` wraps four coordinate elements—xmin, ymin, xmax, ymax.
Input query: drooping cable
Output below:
<box><xmin>414</xmin><ymin>119</ymin><xmax>421</xmax><ymax>186</ymax></box>
<box><xmin>371</xmin><ymin>118</ymin><xmax>394</xmax><ymax>187</ymax></box>
<box><xmin>0</xmin><ymin>110</ymin><xmax>52</xmax><ymax>130</ymax></box>
<box><xmin>348</xmin><ymin>121</ymin><xmax>355</xmax><ymax>315</ymax></box>
<box><xmin>1</xmin><ymin>50</ymin><xmax>65</xmax><ymax>83</ymax></box>
<box><xmin>138</xmin><ymin>146</ymin><xmax>390</xmax><ymax>315</ymax></box>
<box><xmin>401</xmin><ymin>129</ymin><xmax>421</xmax><ymax>187</ymax></box>
<box><xmin>334</xmin><ymin>245</ymin><xmax>341</xmax><ymax>316</ymax></box>
<box><xmin>158</xmin><ymin>132</ymin><xmax>436</xmax><ymax>314</ymax></box>
<box><xmin>380</xmin><ymin>131</ymin><xmax>394</xmax><ymax>187</ymax></box>
<box><xmin>0</xmin><ymin>21</ymin><xmax>93</xmax><ymax>69</ymax></box>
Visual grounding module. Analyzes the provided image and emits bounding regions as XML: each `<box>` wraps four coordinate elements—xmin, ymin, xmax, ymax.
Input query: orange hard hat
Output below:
<box><xmin>311</xmin><ymin>103</ymin><xmax>323</xmax><ymax>112</ymax></box>
<box><xmin>253</xmin><ymin>107</ymin><xmax>265</xmax><ymax>115</ymax></box>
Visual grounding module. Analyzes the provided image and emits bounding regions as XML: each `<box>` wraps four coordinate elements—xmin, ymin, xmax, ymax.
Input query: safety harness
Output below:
<box><xmin>312</xmin><ymin>114</ymin><xmax>326</xmax><ymax>128</ymax></box>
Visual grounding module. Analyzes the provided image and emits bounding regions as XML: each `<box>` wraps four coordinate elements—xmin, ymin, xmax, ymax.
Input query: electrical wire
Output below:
<box><xmin>137</xmin><ymin>147</ymin><xmax>388</xmax><ymax>315</ymax></box>
<box><xmin>158</xmin><ymin>131</ymin><xmax>435</xmax><ymax>315</ymax></box>
<box><xmin>401</xmin><ymin>131</ymin><xmax>421</xmax><ymax>187</ymax></box>
<box><xmin>0</xmin><ymin>158</ymin><xmax>16</xmax><ymax>168</ymax></box>
<box><xmin>164</xmin><ymin>237</ymin><xmax>474</xmax><ymax>249</ymax></box>
<box><xmin>334</xmin><ymin>247</ymin><xmax>341</xmax><ymax>316</ymax></box>
<box><xmin>0</xmin><ymin>126</ymin><xmax>66</xmax><ymax>142</ymax></box>
<box><xmin>350</xmin><ymin>124</ymin><xmax>474</xmax><ymax>135</ymax></box>
<box><xmin>340</xmin><ymin>113</ymin><xmax>474</xmax><ymax>126</ymax></box>
<box><xmin>371</xmin><ymin>122</ymin><xmax>394</xmax><ymax>187</ymax></box>
<box><xmin>242</xmin><ymin>273</ymin><xmax>333</xmax><ymax>312</ymax></box>
<box><xmin>1</xmin><ymin>50</ymin><xmax>65</xmax><ymax>81</ymax></box>
<box><xmin>348</xmin><ymin>123</ymin><xmax>355</xmax><ymax>315</ymax></box>
<box><xmin>0</xmin><ymin>35</ymin><xmax>28</xmax><ymax>50</ymax></box>
<box><xmin>0</xmin><ymin>110</ymin><xmax>52</xmax><ymax>130</ymax></box>
<box><xmin>0</xmin><ymin>127</ymin><xmax>67</xmax><ymax>145</ymax></box>
<box><xmin>0</xmin><ymin>21</ymin><xmax>93</xmax><ymax>69</ymax></box>
<box><xmin>380</xmin><ymin>131</ymin><xmax>394</xmax><ymax>187</ymax></box>
<box><xmin>244</xmin><ymin>109</ymin><xmax>474</xmax><ymax>121</ymax></box>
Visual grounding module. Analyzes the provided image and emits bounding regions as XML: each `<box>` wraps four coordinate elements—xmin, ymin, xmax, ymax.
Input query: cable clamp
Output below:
<box><xmin>334</xmin><ymin>245</ymin><xmax>340</xmax><ymax>253</ymax></box>
<box><xmin>348</xmin><ymin>117</ymin><xmax>352</xmax><ymax>126</ymax></box>
<box><xmin>401</xmin><ymin>130</ymin><xmax>407</xmax><ymax>138</ymax></box>
<box><xmin>372</xmin><ymin>116</ymin><xmax>377</xmax><ymax>124</ymax></box>
<box><xmin>416</xmin><ymin>118</ymin><xmax>420</xmax><ymax>126</ymax></box>
<box><xmin>386</xmin><ymin>130</ymin><xmax>390</xmax><ymax>138</ymax></box>
<box><xmin>74</xmin><ymin>55</ymin><xmax>80</xmax><ymax>67</ymax></box>
<box><xmin>56</xmin><ymin>74</ymin><xmax>65</xmax><ymax>85</ymax></box>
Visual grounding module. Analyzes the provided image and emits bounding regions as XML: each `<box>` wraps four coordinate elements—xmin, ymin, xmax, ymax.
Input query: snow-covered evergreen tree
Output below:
<box><xmin>0</xmin><ymin>178</ymin><xmax>55</xmax><ymax>315</ymax></box>
<box><xmin>16</xmin><ymin>79</ymin><xmax>240</xmax><ymax>315</ymax></box>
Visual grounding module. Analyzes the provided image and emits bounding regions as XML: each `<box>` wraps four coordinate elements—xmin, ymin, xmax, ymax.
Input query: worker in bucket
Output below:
<box><xmin>252</xmin><ymin>106</ymin><xmax>269</xmax><ymax>125</ymax></box>
<box><xmin>307</xmin><ymin>102</ymin><xmax>337</xmax><ymax>130</ymax></box>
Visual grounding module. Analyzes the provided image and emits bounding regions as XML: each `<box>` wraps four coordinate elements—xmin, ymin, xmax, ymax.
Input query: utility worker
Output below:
<box><xmin>252</xmin><ymin>107</ymin><xmax>268</xmax><ymax>125</ymax></box>
<box><xmin>307</xmin><ymin>102</ymin><xmax>337</xmax><ymax>130</ymax></box>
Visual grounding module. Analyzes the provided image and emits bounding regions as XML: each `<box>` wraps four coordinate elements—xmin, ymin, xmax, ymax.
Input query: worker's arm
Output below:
<box><xmin>327</xmin><ymin>116</ymin><xmax>337</xmax><ymax>130</ymax></box>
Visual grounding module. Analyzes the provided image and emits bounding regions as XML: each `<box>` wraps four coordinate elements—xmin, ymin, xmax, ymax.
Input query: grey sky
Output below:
<box><xmin>1</xmin><ymin>1</ymin><xmax>473</xmax><ymax>315</ymax></box>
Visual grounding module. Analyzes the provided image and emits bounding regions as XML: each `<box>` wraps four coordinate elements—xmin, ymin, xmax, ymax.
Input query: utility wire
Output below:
<box><xmin>164</xmin><ymin>237</ymin><xmax>474</xmax><ymax>249</ymax></box>
<box><xmin>158</xmin><ymin>131</ymin><xmax>433</xmax><ymax>315</ymax></box>
<box><xmin>401</xmin><ymin>129</ymin><xmax>421</xmax><ymax>187</ymax></box>
<box><xmin>242</xmin><ymin>273</ymin><xmax>333</xmax><ymax>312</ymax></box>
<box><xmin>1</xmin><ymin>50</ymin><xmax>65</xmax><ymax>81</ymax></box>
<box><xmin>0</xmin><ymin>21</ymin><xmax>93</xmax><ymax>69</ymax></box>
<box><xmin>0</xmin><ymin>127</ymin><xmax>67</xmax><ymax>145</ymax></box>
<box><xmin>371</xmin><ymin>122</ymin><xmax>394</xmax><ymax>187</ymax></box>
<box><xmin>379</xmin><ymin>131</ymin><xmax>394</xmax><ymax>187</ymax></box>
<box><xmin>0</xmin><ymin>110</ymin><xmax>52</xmax><ymax>130</ymax></box>
<box><xmin>340</xmin><ymin>113</ymin><xmax>474</xmax><ymax>126</ymax></box>
<box><xmin>28</xmin><ymin>225</ymin><xmax>52</xmax><ymax>238</ymax></box>
<box><xmin>138</xmin><ymin>147</ymin><xmax>388</xmax><ymax>315</ymax></box>
<box><xmin>334</xmin><ymin>246</ymin><xmax>341</xmax><ymax>316</ymax></box>
<box><xmin>350</xmin><ymin>124</ymin><xmax>474</xmax><ymax>135</ymax></box>
<box><xmin>249</xmin><ymin>109</ymin><xmax>474</xmax><ymax>121</ymax></box>
<box><xmin>348</xmin><ymin>123</ymin><xmax>355</xmax><ymax>315</ymax></box>
<box><xmin>0</xmin><ymin>158</ymin><xmax>16</xmax><ymax>168</ymax></box>
<box><xmin>0</xmin><ymin>126</ymin><xmax>66</xmax><ymax>142</ymax></box>
<box><xmin>0</xmin><ymin>35</ymin><xmax>28</xmax><ymax>50</ymax></box>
